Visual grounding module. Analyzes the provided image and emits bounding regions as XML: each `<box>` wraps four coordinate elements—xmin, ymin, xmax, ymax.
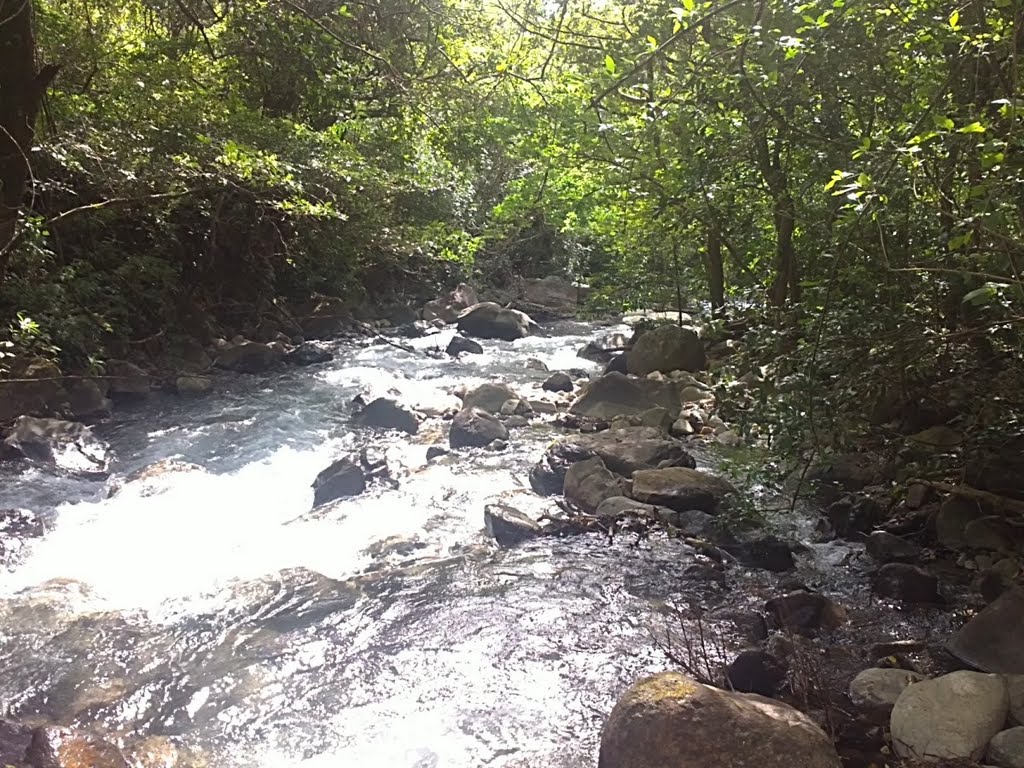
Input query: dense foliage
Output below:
<box><xmin>2</xmin><ymin>0</ymin><xmax>1022</xmax><ymax>456</ymax></box>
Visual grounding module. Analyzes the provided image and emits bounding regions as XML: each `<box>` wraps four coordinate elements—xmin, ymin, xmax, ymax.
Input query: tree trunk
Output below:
<box><xmin>705</xmin><ymin>219</ymin><xmax>725</xmax><ymax>309</ymax></box>
<box><xmin>0</xmin><ymin>0</ymin><xmax>57</xmax><ymax>285</ymax></box>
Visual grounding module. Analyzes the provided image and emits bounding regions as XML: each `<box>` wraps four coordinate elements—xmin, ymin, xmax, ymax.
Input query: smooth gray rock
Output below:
<box><xmin>462</xmin><ymin>382</ymin><xmax>518</xmax><ymax>414</ymax></box>
<box><xmin>891</xmin><ymin>671</ymin><xmax>1009</xmax><ymax>762</ymax></box>
<box><xmin>484</xmin><ymin>504</ymin><xmax>542</xmax><ymax>546</ymax></box>
<box><xmin>936</xmin><ymin>496</ymin><xmax>985</xmax><ymax>549</ymax></box>
<box><xmin>848</xmin><ymin>668</ymin><xmax>924</xmax><ymax>722</ymax></box>
<box><xmin>1009</xmin><ymin>675</ymin><xmax>1024</xmax><ymax>725</ymax></box>
<box><xmin>866</xmin><ymin>531</ymin><xmax>922</xmax><ymax>563</ymax></box>
<box><xmin>630</xmin><ymin>466</ymin><xmax>737</xmax><ymax>515</ymax></box>
<box><xmin>563</xmin><ymin>456</ymin><xmax>625</xmax><ymax>514</ymax></box>
<box><xmin>569</xmin><ymin>371</ymin><xmax>682</xmax><ymax>420</ymax></box>
<box><xmin>312</xmin><ymin>457</ymin><xmax>366</xmax><ymax>507</ymax></box>
<box><xmin>988</xmin><ymin>727</ymin><xmax>1024</xmax><ymax>768</ymax></box>
<box><xmin>627</xmin><ymin>324</ymin><xmax>706</xmax><ymax>376</ymax></box>
<box><xmin>355</xmin><ymin>397</ymin><xmax>421</xmax><ymax>434</ymax></box>
<box><xmin>449</xmin><ymin>407</ymin><xmax>508</xmax><ymax>449</ymax></box>
<box><xmin>456</xmin><ymin>302</ymin><xmax>538</xmax><ymax>341</ymax></box>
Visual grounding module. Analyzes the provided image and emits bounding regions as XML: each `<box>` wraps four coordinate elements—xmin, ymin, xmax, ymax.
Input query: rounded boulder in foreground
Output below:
<box><xmin>891</xmin><ymin>670</ymin><xmax>1008</xmax><ymax>762</ymax></box>
<box><xmin>598</xmin><ymin>672</ymin><xmax>841</xmax><ymax>768</ymax></box>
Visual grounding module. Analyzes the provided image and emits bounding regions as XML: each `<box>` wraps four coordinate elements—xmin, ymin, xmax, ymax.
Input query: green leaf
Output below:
<box><xmin>932</xmin><ymin>115</ymin><xmax>955</xmax><ymax>130</ymax></box>
<box><xmin>683</xmin><ymin>0</ymin><xmax>695</xmax><ymax>11</ymax></box>
<box><xmin>962</xmin><ymin>283</ymin><xmax>1001</xmax><ymax>305</ymax></box>
<box><xmin>957</xmin><ymin>121</ymin><xmax>986</xmax><ymax>134</ymax></box>
<box><xmin>604</xmin><ymin>55</ymin><xmax>617</xmax><ymax>74</ymax></box>
<box><xmin>647</xmin><ymin>35</ymin><xmax>658</xmax><ymax>50</ymax></box>
<box><xmin>949</xmin><ymin>10</ymin><xmax>960</xmax><ymax>29</ymax></box>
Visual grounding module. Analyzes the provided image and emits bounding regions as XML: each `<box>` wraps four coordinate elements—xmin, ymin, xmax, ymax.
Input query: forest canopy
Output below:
<box><xmin>1</xmin><ymin>0</ymin><xmax>1022</xmax><ymax>451</ymax></box>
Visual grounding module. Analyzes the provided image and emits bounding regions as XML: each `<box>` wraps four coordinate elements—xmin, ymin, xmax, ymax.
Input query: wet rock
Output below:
<box><xmin>528</xmin><ymin>399</ymin><xmax>558</xmax><ymax>415</ymax></box>
<box><xmin>906</xmin><ymin>482</ymin><xmax>932</xmax><ymax>509</ymax></box>
<box><xmin>446</xmin><ymin>335</ymin><xmax>483</xmax><ymax>356</ymax></box>
<box><xmin>825</xmin><ymin>492</ymin><xmax>887</xmax><ymax>539</ymax></box>
<box><xmin>355</xmin><ymin>397</ymin><xmax>420</xmax><ymax>435</ymax></box>
<box><xmin>504</xmin><ymin>415</ymin><xmax>529</xmax><ymax>429</ymax></box>
<box><xmin>563</xmin><ymin>457</ymin><xmax>626</xmax><ymax>514</ymax></box>
<box><xmin>936</xmin><ymin>496</ymin><xmax>985</xmax><ymax>549</ymax></box>
<box><xmin>848</xmin><ymin>668</ymin><xmax>924</xmax><ymax>722</ymax></box>
<box><xmin>891</xmin><ymin>671</ymin><xmax>1009</xmax><ymax>762</ymax></box>
<box><xmin>214</xmin><ymin>340</ymin><xmax>280</xmax><ymax>373</ymax></box>
<box><xmin>64</xmin><ymin>378</ymin><xmax>109</xmax><ymax>420</ymax></box>
<box><xmin>529</xmin><ymin>441</ymin><xmax>596</xmax><ymax>495</ymax></box>
<box><xmin>578</xmin><ymin>341</ymin><xmax>612</xmax><ymax>364</ymax></box>
<box><xmin>423</xmin><ymin>283</ymin><xmax>478</xmax><ymax>324</ymax></box>
<box><xmin>598</xmin><ymin>672</ymin><xmax>841</xmax><ymax>768</ymax></box>
<box><xmin>638</xmin><ymin>406</ymin><xmax>672</xmax><ymax>430</ymax></box>
<box><xmin>462</xmin><ymin>382</ymin><xmax>518</xmax><ymax>414</ymax></box>
<box><xmin>627</xmin><ymin>325</ymin><xmax>706</xmax><ymax>376</ymax></box>
<box><xmin>312</xmin><ymin>457</ymin><xmax>366</xmax><ymax>507</ymax></box>
<box><xmin>104</xmin><ymin>360</ymin><xmax>151</xmax><ymax>400</ymax></box>
<box><xmin>26</xmin><ymin>726</ymin><xmax>130</xmax><ymax>768</ymax></box>
<box><xmin>966</xmin><ymin>516</ymin><xmax>1021</xmax><ymax>552</ymax></box>
<box><xmin>604</xmin><ymin>352</ymin><xmax>629</xmax><ymax>374</ymax></box>
<box><xmin>285</xmin><ymin>342</ymin><xmax>333</xmax><ymax>366</ymax></box>
<box><xmin>947</xmin><ymin>588</ymin><xmax>1024</xmax><ymax>674</ymax></box>
<box><xmin>987</xmin><ymin>727</ymin><xmax>1024</xmax><ymax>767</ymax></box>
<box><xmin>175</xmin><ymin>371</ymin><xmax>214</xmax><ymax>396</ymax></box>
<box><xmin>658</xmin><ymin>508</ymin><xmax>722</xmax><ymax>539</ymax></box>
<box><xmin>0</xmin><ymin>718</ymin><xmax>33</xmax><ymax>767</ymax></box>
<box><xmin>569</xmin><ymin>371</ymin><xmax>682</xmax><ymax>420</ymax></box>
<box><xmin>486</xmin><ymin>438</ymin><xmax>508</xmax><ymax>452</ymax></box>
<box><xmin>630</xmin><ymin>467</ymin><xmax>737</xmax><ymax>515</ymax></box>
<box><xmin>726</xmin><ymin>649</ymin><xmax>788</xmax><ymax>697</ymax></box>
<box><xmin>499</xmin><ymin>398</ymin><xmax>531</xmax><ymax>417</ymax></box>
<box><xmin>122</xmin><ymin>736</ymin><xmax>193</xmax><ymax>768</ymax></box>
<box><xmin>566</xmin><ymin>427</ymin><xmax>694</xmax><ymax>476</ymax></box>
<box><xmin>523</xmin><ymin>358</ymin><xmax>548</xmax><ymax>371</ymax></box>
<box><xmin>542</xmin><ymin>372</ymin><xmax>573</xmax><ymax>393</ymax></box>
<box><xmin>456</xmin><ymin>302</ymin><xmax>538</xmax><ymax>341</ymax></box>
<box><xmin>107</xmin><ymin>459</ymin><xmax>205</xmax><ymax>498</ymax></box>
<box><xmin>670</xmin><ymin>417</ymin><xmax>695</xmax><ymax>437</ymax></box>
<box><xmin>765</xmin><ymin>591</ymin><xmax>847</xmax><ymax>635</ymax></box>
<box><xmin>873</xmin><ymin>563</ymin><xmax>941</xmax><ymax>603</ymax></box>
<box><xmin>1</xmin><ymin>416</ymin><xmax>110</xmax><ymax>477</ymax></box>
<box><xmin>425</xmin><ymin>446</ymin><xmax>449</xmax><ymax>461</ymax></box>
<box><xmin>449</xmin><ymin>407</ymin><xmax>508</xmax><ymax>449</ymax></box>
<box><xmin>595</xmin><ymin>496</ymin><xmax>659</xmax><ymax>521</ymax></box>
<box><xmin>724</xmin><ymin>535</ymin><xmax>796</xmax><ymax>572</ymax></box>
<box><xmin>866</xmin><ymin>531</ymin><xmax>922</xmax><ymax>563</ymax></box>
<box><xmin>484</xmin><ymin>503</ymin><xmax>543</xmax><ymax>546</ymax></box>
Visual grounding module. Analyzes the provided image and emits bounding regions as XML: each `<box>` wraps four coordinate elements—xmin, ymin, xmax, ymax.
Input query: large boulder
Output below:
<box><xmin>1</xmin><ymin>416</ymin><xmax>110</xmax><ymax>476</ymax></box>
<box><xmin>563</xmin><ymin>457</ymin><xmax>626</xmax><ymax>513</ymax></box>
<box><xmin>312</xmin><ymin>457</ymin><xmax>367</xmax><ymax>507</ymax></box>
<box><xmin>520</xmin><ymin>276</ymin><xmax>587</xmax><ymax>315</ymax></box>
<box><xmin>462</xmin><ymin>382</ymin><xmax>518</xmax><ymax>414</ymax></box>
<box><xmin>64</xmin><ymin>378</ymin><xmax>110</xmax><ymax>420</ymax></box>
<box><xmin>456</xmin><ymin>302</ymin><xmax>538</xmax><ymax>341</ymax></box>
<box><xmin>450</xmin><ymin>407</ymin><xmax>508</xmax><ymax>449</ymax></box>
<box><xmin>214</xmin><ymin>341</ymin><xmax>281</xmax><ymax>373</ymax></box>
<box><xmin>947</xmin><ymin>587</ymin><xmax>1024</xmax><ymax>673</ymax></box>
<box><xmin>891</xmin><ymin>671</ymin><xmax>1009</xmax><ymax>762</ymax></box>
<box><xmin>104</xmin><ymin>360</ymin><xmax>151</xmax><ymax>400</ymax></box>
<box><xmin>627</xmin><ymin>325</ymin><xmax>706</xmax><ymax>376</ymax></box>
<box><xmin>848</xmin><ymin>668</ymin><xmax>925</xmax><ymax>723</ymax></box>
<box><xmin>355</xmin><ymin>397</ymin><xmax>421</xmax><ymax>435</ymax></box>
<box><xmin>446</xmin><ymin>335</ymin><xmax>483</xmax><ymax>356</ymax></box>
<box><xmin>630</xmin><ymin>467</ymin><xmax>737</xmax><ymax>514</ymax></box>
<box><xmin>988</xmin><ymin>727</ymin><xmax>1024</xmax><ymax>768</ymax></box>
<box><xmin>598</xmin><ymin>672</ymin><xmax>841</xmax><ymax>768</ymax></box>
<box><xmin>570</xmin><ymin>372</ymin><xmax>682</xmax><ymax>420</ymax></box>
<box><xmin>423</xmin><ymin>283</ymin><xmax>479</xmax><ymax>324</ymax></box>
<box><xmin>0</xmin><ymin>718</ymin><xmax>33</xmax><ymax>767</ymax></box>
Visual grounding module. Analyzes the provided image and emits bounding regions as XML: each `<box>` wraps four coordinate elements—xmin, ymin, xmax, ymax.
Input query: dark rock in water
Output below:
<box><xmin>563</xmin><ymin>456</ymin><xmax>626</xmax><ymax>513</ymax></box>
<box><xmin>0</xmin><ymin>718</ymin><xmax>33</xmax><ymax>767</ymax></box>
<box><xmin>604</xmin><ymin>353</ymin><xmax>629</xmax><ymax>375</ymax></box>
<box><xmin>312</xmin><ymin>457</ymin><xmax>366</xmax><ymax>507</ymax></box>
<box><xmin>486</xmin><ymin>438</ymin><xmax>508</xmax><ymax>452</ymax></box>
<box><xmin>456</xmin><ymin>301</ymin><xmax>538</xmax><ymax>341</ymax></box>
<box><xmin>446</xmin><ymin>335</ymin><xmax>483</xmax><ymax>356</ymax></box>
<box><xmin>525</xmin><ymin>358</ymin><xmax>548</xmax><ymax>371</ymax></box>
<box><xmin>804</xmin><ymin>453</ymin><xmax>891</xmax><ymax>502</ymax></box>
<box><xmin>215</xmin><ymin>340</ymin><xmax>281</xmax><ymax>373</ymax></box>
<box><xmin>872</xmin><ymin>563</ymin><xmax>941</xmax><ymax>603</ymax></box>
<box><xmin>725</xmin><ymin>535</ymin><xmax>796</xmax><ymax>572</ymax></box>
<box><xmin>542</xmin><ymin>372</ymin><xmax>573</xmax><ymax>393</ymax></box>
<box><xmin>578</xmin><ymin>341</ymin><xmax>612</xmax><ymax>364</ymax></box>
<box><xmin>1</xmin><ymin>416</ymin><xmax>110</xmax><ymax>477</ymax></box>
<box><xmin>570</xmin><ymin>371</ymin><xmax>682</xmax><ymax>420</ymax></box>
<box><xmin>104</xmin><ymin>359</ymin><xmax>151</xmax><ymax>400</ymax></box>
<box><xmin>426</xmin><ymin>446</ymin><xmax>449</xmax><ymax>461</ymax></box>
<box><xmin>484</xmin><ymin>503</ymin><xmax>543</xmax><ymax>546</ymax></box>
<box><xmin>423</xmin><ymin>283</ymin><xmax>478</xmax><ymax>324</ymax></box>
<box><xmin>766</xmin><ymin>590</ymin><xmax>847</xmax><ymax>635</ymax></box>
<box><xmin>658</xmin><ymin>508</ymin><xmax>723</xmax><ymax>540</ymax></box>
<box><xmin>450</xmin><ymin>407</ymin><xmax>508</xmax><ymax>449</ymax></box>
<box><xmin>529</xmin><ymin>441</ymin><xmax>596</xmax><ymax>496</ymax></box>
<box><xmin>64</xmin><ymin>377</ymin><xmax>111</xmax><ymax>419</ymax></box>
<box><xmin>630</xmin><ymin>466</ymin><xmax>737</xmax><ymax>515</ymax></box>
<box><xmin>947</xmin><ymin>587</ymin><xmax>1024</xmax><ymax>673</ymax></box>
<box><xmin>395</xmin><ymin>320</ymin><xmax>435</xmax><ymax>339</ymax></box>
<box><xmin>285</xmin><ymin>342</ymin><xmax>333</xmax><ymax>366</ymax></box>
<box><xmin>826</xmin><ymin>493</ymin><xmax>887</xmax><ymax>539</ymax></box>
<box><xmin>175</xmin><ymin>374</ymin><xmax>213</xmax><ymax>395</ymax></box>
<box><xmin>594</xmin><ymin>496</ymin><xmax>659</xmax><ymax>521</ymax></box>
<box><xmin>27</xmin><ymin>725</ymin><xmax>130</xmax><ymax>768</ymax></box>
<box><xmin>355</xmin><ymin>397</ymin><xmax>420</xmax><ymax>435</ymax></box>
<box><xmin>628</xmin><ymin>324</ymin><xmax>706</xmax><ymax>375</ymax></box>
<box><xmin>726</xmin><ymin>649</ymin><xmax>788</xmax><ymax>697</ymax></box>
<box><xmin>866</xmin><ymin>531</ymin><xmax>922</xmax><ymax>563</ymax></box>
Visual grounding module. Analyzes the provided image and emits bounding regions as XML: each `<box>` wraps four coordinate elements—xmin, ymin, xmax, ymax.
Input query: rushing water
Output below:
<box><xmin>0</xmin><ymin>321</ymin><xmax>963</xmax><ymax>767</ymax></box>
<box><xmin>0</xmin><ymin>322</ymin><xmax>725</xmax><ymax>767</ymax></box>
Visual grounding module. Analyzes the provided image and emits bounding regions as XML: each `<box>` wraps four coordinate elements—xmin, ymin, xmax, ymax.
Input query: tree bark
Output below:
<box><xmin>0</xmin><ymin>0</ymin><xmax>57</xmax><ymax>285</ymax></box>
<box><xmin>704</xmin><ymin>218</ymin><xmax>725</xmax><ymax>309</ymax></box>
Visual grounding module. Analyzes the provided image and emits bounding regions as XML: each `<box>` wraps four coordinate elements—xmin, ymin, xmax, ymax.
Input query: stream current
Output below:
<box><xmin>0</xmin><ymin>321</ymin><xmax>955</xmax><ymax>767</ymax></box>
